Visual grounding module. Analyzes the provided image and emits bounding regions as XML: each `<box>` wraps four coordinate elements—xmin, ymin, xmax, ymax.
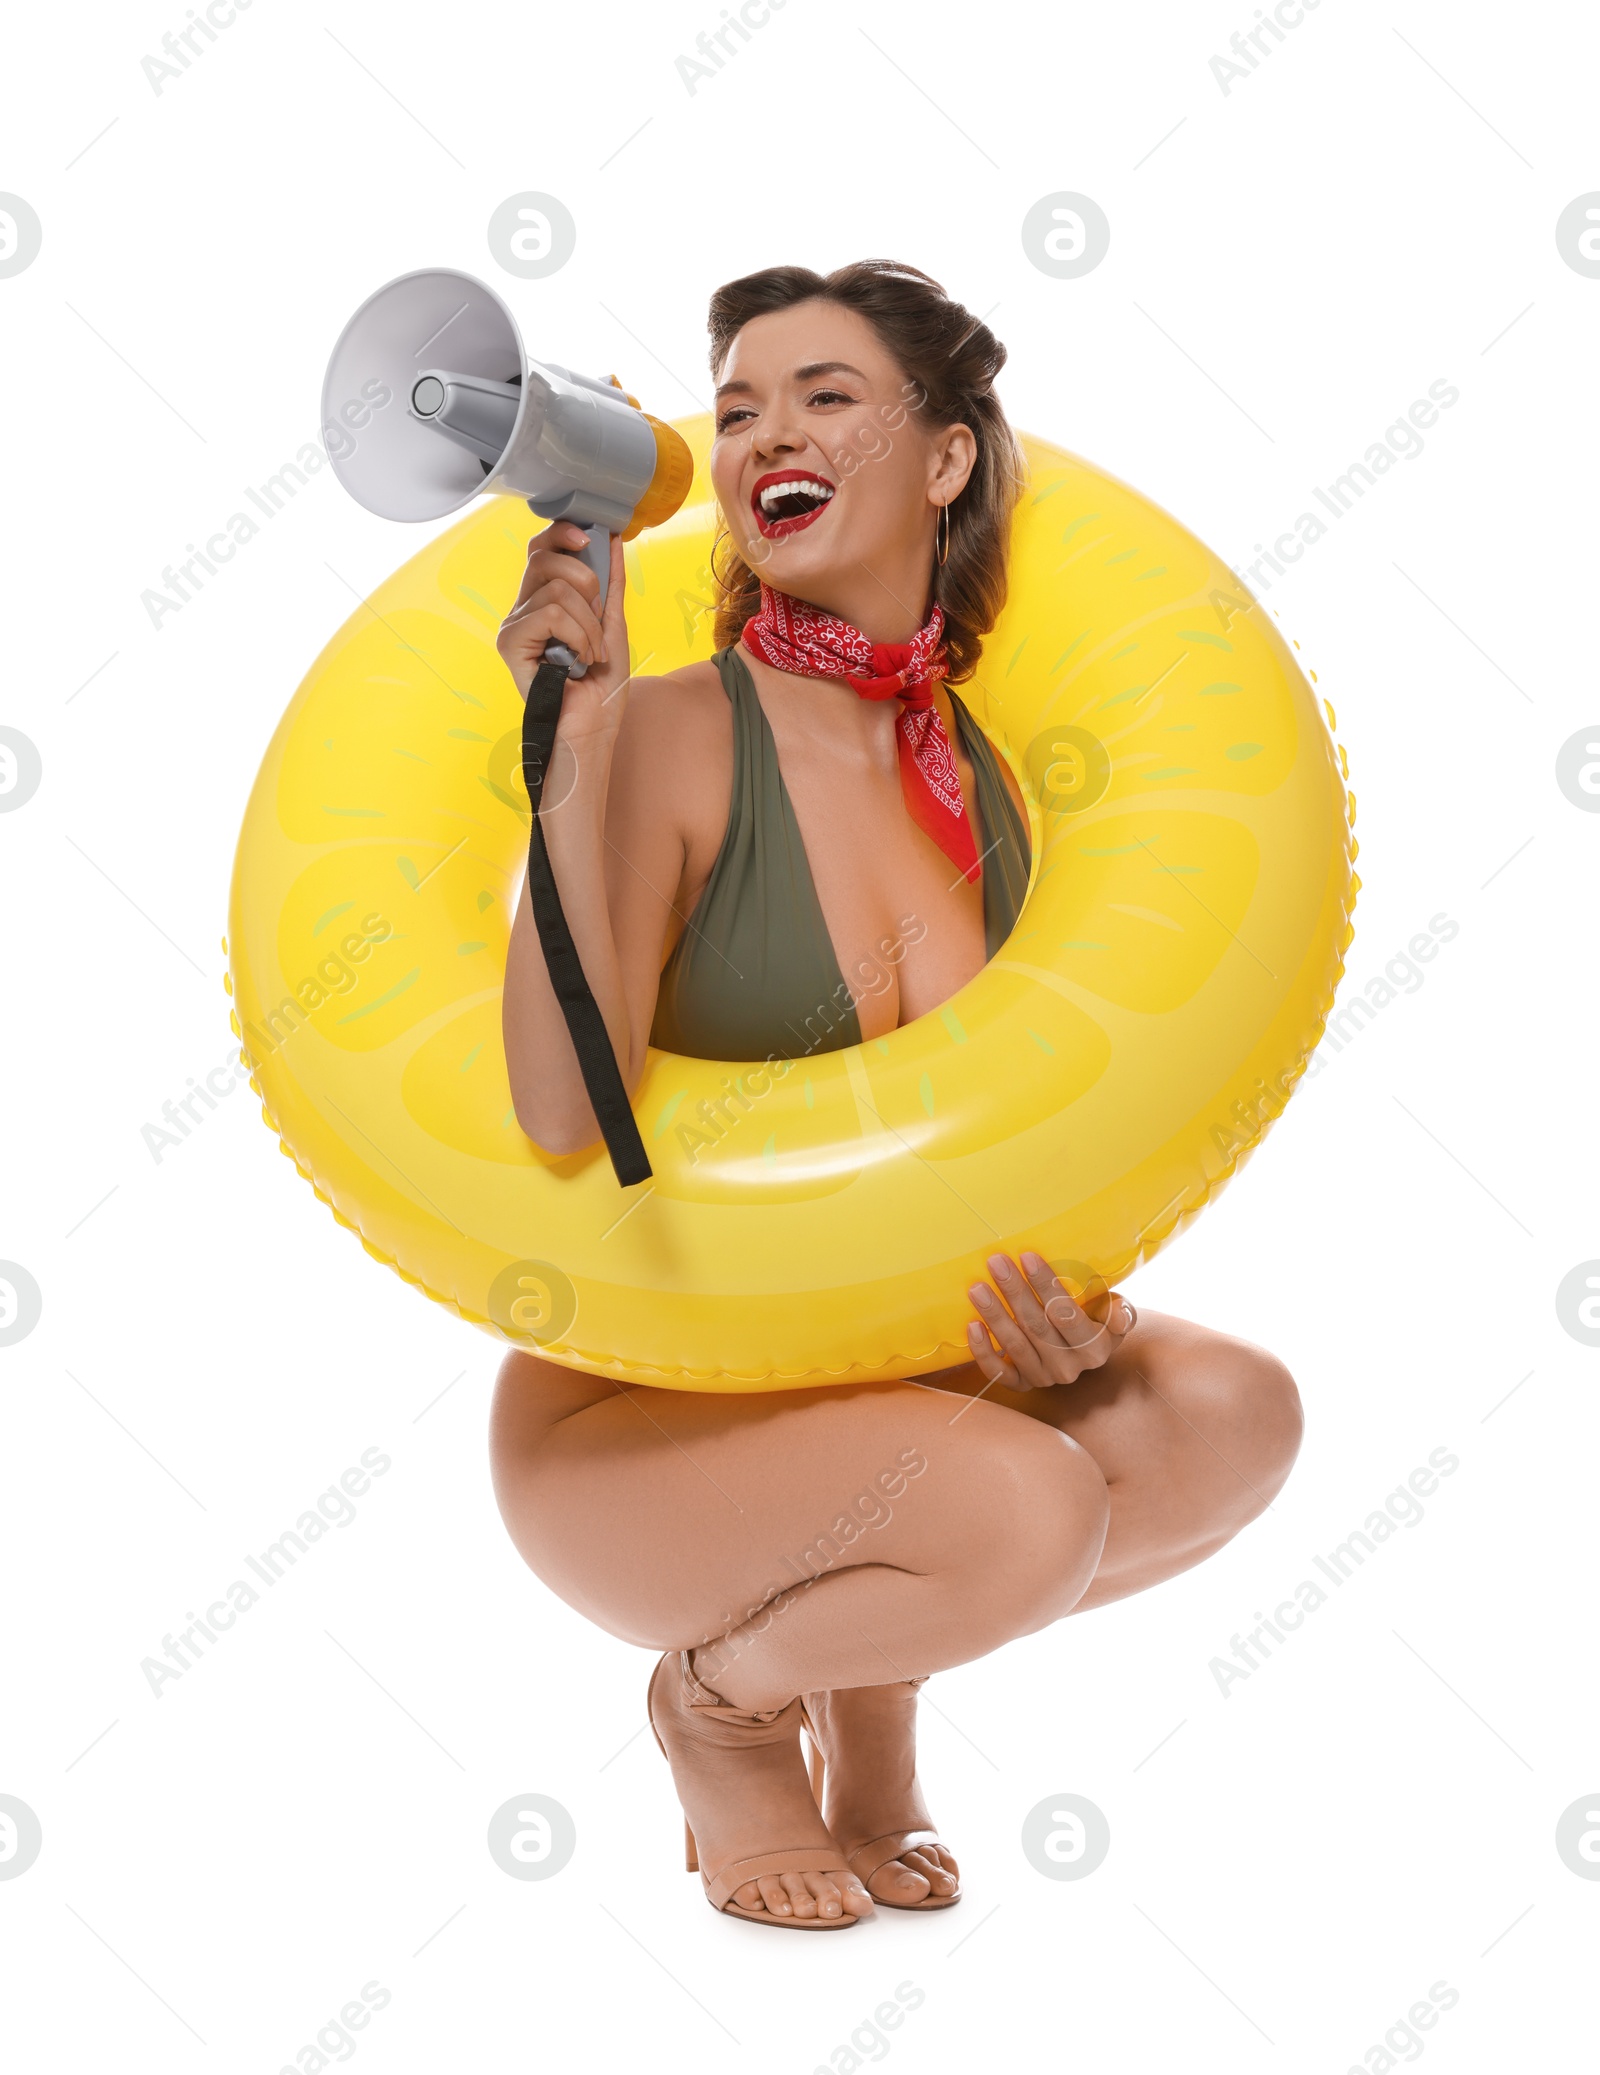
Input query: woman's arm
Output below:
<box><xmin>498</xmin><ymin>523</ymin><xmax>691</xmax><ymax>1155</ymax></box>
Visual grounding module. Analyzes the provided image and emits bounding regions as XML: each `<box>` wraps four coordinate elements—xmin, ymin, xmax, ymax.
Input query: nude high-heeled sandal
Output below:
<box><xmin>682</xmin><ymin>1724</ymin><xmax>826</xmax><ymax>1871</ymax></box>
<box><xmin>799</xmin><ymin>1678</ymin><xmax>962</xmax><ymax>1912</ymax></box>
<box><xmin>646</xmin><ymin>1651</ymin><xmax>862</xmax><ymax>1930</ymax></box>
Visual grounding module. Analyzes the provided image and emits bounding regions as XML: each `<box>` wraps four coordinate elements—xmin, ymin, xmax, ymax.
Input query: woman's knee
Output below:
<box><xmin>962</xmin><ymin>1414</ymin><xmax>1110</xmax><ymax>1627</ymax></box>
<box><xmin>1163</xmin><ymin>1337</ymin><xmax>1304</xmax><ymax>1514</ymax></box>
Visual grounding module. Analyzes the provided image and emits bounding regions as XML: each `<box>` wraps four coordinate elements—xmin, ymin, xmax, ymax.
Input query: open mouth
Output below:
<box><xmin>751</xmin><ymin>469</ymin><xmax>836</xmax><ymax>541</ymax></box>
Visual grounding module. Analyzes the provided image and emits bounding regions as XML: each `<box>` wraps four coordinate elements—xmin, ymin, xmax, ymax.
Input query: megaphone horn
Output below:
<box><xmin>321</xmin><ymin>267</ymin><xmax>693</xmax><ymax>671</ymax></box>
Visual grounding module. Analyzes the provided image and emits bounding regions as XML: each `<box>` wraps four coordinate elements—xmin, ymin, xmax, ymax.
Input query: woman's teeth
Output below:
<box><xmin>757</xmin><ymin>479</ymin><xmax>834</xmax><ymax>518</ymax></box>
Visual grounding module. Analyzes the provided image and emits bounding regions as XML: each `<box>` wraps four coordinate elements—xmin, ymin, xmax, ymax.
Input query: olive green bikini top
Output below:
<box><xmin>649</xmin><ymin>643</ymin><xmax>1032</xmax><ymax>1062</ymax></box>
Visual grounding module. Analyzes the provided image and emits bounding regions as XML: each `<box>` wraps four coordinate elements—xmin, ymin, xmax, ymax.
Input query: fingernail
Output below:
<box><xmin>970</xmin><ymin>1286</ymin><xmax>993</xmax><ymax>1308</ymax></box>
<box><xmin>988</xmin><ymin>1254</ymin><xmax>1012</xmax><ymax>1279</ymax></box>
<box><xmin>1022</xmin><ymin>1251</ymin><xmax>1044</xmax><ymax>1272</ymax></box>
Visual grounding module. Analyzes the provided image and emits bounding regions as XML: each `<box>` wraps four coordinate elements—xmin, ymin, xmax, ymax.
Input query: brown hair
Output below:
<box><xmin>707</xmin><ymin>260</ymin><xmax>1025</xmax><ymax>683</ymax></box>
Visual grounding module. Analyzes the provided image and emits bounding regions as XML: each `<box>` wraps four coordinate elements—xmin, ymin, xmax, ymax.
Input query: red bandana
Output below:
<box><xmin>740</xmin><ymin>585</ymin><xmax>981</xmax><ymax>883</ymax></box>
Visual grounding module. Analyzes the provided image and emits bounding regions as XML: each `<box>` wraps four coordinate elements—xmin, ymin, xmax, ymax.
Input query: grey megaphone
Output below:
<box><xmin>321</xmin><ymin>267</ymin><xmax>691</xmax><ymax>676</ymax></box>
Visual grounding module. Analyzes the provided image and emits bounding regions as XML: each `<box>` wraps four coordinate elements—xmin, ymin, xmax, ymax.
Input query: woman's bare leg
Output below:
<box><xmin>802</xmin><ymin>1305</ymin><xmax>1304</xmax><ymax>1898</ymax></box>
<box><xmin>489</xmin><ymin>1355</ymin><xmax>1110</xmax><ymax>1704</ymax></box>
<box><xmin>489</xmin><ymin>1349</ymin><xmax>1107</xmax><ymax>1920</ymax></box>
<box><xmin>920</xmin><ymin>1303</ymin><xmax>1305</xmax><ymax>1605</ymax></box>
<box><xmin>800</xmin><ymin>1678</ymin><xmax>961</xmax><ymax>1905</ymax></box>
<box><xmin>487</xmin><ymin>1308</ymin><xmax>1298</xmax><ymax>1913</ymax></box>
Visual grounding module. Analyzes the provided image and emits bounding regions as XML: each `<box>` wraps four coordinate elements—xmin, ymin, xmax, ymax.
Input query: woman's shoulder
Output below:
<box><xmin>609</xmin><ymin>654</ymin><xmax>733</xmax><ymax>785</ymax></box>
<box><xmin>652</xmin><ymin>654</ymin><xmax>730</xmax><ymax>700</ymax></box>
<box><xmin>620</xmin><ymin>654</ymin><xmax>729</xmax><ymax>731</ymax></box>
<box><xmin>605</xmin><ymin>657</ymin><xmax>736</xmax><ymax>871</ymax></box>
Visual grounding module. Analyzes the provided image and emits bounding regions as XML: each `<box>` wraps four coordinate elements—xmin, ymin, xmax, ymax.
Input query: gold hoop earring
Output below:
<box><xmin>936</xmin><ymin>503</ymin><xmax>950</xmax><ymax>567</ymax></box>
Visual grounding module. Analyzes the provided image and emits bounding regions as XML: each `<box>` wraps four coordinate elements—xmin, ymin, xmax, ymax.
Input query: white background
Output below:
<box><xmin>2</xmin><ymin>0</ymin><xmax>1596</xmax><ymax>2068</ymax></box>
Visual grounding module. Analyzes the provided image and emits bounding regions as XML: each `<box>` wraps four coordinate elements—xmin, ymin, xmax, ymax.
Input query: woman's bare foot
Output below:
<box><xmin>647</xmin><ymin>1652</ymin><xmax>875</xmax><ymax>1925</ymax></box>
<box><xmin>801</xmin><ymin>1681</ymin><xmax>960</xmax><ymax>1907</ymax></box>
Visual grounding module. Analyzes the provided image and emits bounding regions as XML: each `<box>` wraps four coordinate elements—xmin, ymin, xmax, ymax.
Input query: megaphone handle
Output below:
<box><xmin>537</xmin><ymin>520</ymin><xmax>611</xmax><ymax>681</ymax></box>
<box><xmin>518</xmin><ymin>653</ymin><xmax>652</xmax><ymax>1189</ymax></box>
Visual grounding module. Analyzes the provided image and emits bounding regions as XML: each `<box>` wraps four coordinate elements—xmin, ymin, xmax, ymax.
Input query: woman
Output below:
<box><xmin>491</xmin><ymin>260</ymin><xmax>1302</xmax><ymax>1930</ymax></box>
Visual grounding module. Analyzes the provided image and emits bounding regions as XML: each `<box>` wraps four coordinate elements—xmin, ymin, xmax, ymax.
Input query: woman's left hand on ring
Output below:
<box><xmin>965</xmin><ymin>1251</ymin><xmax>1135</xmax><ymax>1392</ymax></box>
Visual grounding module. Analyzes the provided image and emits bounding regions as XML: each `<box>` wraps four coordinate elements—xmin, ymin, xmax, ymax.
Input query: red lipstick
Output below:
<box><xmin>751</xmin><ymin>467</ymin><xmax>837</xmax><ymax>541</ymax></box>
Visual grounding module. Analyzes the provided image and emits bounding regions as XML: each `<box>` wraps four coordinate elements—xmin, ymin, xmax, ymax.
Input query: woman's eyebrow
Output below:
<box><xmin>793</xmin><ymin>360</ymin><xmax>866</xmax><ymax>383</ymax></box>
<box><xmin>713</xmin><ymin>360</ymin><xmax>868</xmax><ymax>401</ymax></box>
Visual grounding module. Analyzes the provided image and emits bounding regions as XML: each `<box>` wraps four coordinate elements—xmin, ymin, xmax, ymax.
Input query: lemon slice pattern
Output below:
<box><xmin>226</xmin><ymin>423</ymin><xmax>1357</xmax><ymax>1390</ymax></box>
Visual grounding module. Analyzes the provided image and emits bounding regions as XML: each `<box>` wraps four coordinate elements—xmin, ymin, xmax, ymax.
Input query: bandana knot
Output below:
<box><xmin>740</xmin><ymin>585</ymin><xmax>980</xmax><ymax>883</ymax></box>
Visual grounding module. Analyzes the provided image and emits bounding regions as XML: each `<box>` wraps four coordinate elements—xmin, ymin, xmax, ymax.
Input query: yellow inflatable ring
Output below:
<box><xmin>226</xmin><ymin>420</ymin><xmax>1357</xmax><ymax>1391</ymax></box>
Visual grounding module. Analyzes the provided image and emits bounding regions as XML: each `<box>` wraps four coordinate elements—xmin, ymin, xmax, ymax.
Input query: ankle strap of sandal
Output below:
<box><xmin>682</xmin><ymin>1648</ymin><xmax>789</xmax><ymax>1724</ymax></box>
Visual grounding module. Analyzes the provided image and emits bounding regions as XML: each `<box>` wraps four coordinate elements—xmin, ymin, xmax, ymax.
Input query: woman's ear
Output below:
<box><xmin>929</xmin><ymin>420</ymin><xmax>977</xmax><ymax>506</ymax></box>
